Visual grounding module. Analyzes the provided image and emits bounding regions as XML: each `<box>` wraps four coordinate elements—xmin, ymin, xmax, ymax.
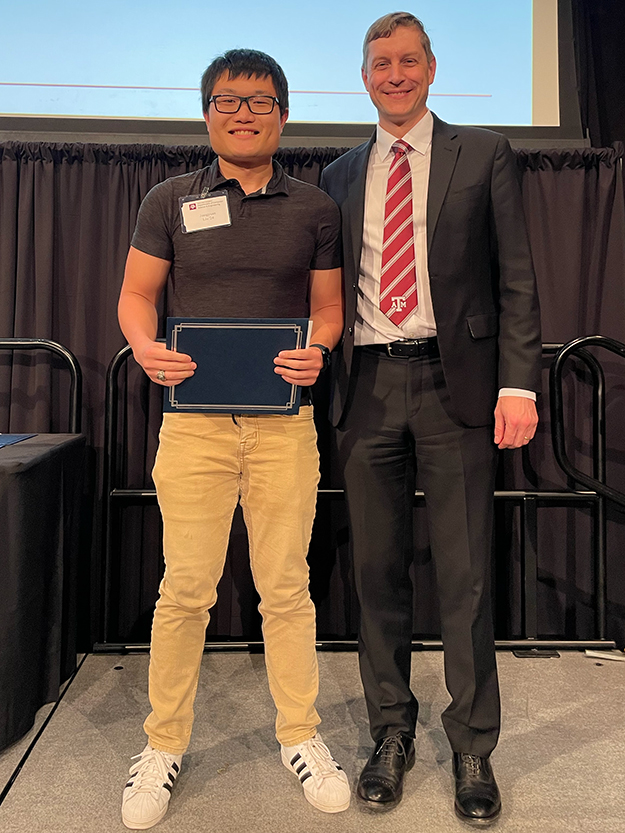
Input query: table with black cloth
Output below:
<box><xmin>0</xmin><ymin>434</ymin><xmax>86</xmax><ymax>751</ymax></box>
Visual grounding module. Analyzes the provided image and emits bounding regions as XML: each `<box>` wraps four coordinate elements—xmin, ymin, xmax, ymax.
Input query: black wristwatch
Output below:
<box><xmin>310</xmin><ymin>343</ymin><xmax>331</xmax><ymax>373</ymax></box>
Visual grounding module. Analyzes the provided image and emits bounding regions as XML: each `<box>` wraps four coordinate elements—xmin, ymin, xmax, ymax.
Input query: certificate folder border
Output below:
<box><xmin>165</xmin><ymin>318</ymin><xmax>309</xmax><ymax>414</ymax></box>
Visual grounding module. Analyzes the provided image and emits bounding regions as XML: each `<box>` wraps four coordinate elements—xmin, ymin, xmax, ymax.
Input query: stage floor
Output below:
<box><xmin>0</xmin><ymin>651</ymin><xmax>623</xmax><ymax>833</ymax></box>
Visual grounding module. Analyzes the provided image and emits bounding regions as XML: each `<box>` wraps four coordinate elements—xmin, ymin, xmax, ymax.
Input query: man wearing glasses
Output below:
<box><xmin>117</xmin><ymin>49</ymin><xmax>347</xmax><ymax>829</ymax></box>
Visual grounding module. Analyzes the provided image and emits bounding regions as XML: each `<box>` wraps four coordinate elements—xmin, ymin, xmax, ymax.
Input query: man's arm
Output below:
<box><xmin>489</xmin><ymin>135</ymin><xmax>542</xmax><ymax>448</ymax></box>
<box><xmin>273</xmin><ymin>267</ymin><xmax>343</xmax><ymax>386</ymax></box>
<box><xmin>118</xmin><ymin>246</ymin><xmax>196</xmax><ymax>386</ymax></box>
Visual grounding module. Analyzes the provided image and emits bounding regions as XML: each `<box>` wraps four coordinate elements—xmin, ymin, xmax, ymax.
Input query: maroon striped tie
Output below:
<box><xmin>379</xmin><ymin>140</ymin><xmax>417</xmax><ymax>326</ymax></box>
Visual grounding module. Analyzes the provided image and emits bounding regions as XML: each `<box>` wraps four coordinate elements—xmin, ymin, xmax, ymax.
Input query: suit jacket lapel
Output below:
<box><xmin>345</xmin><ymin>133</ymin><xmax>375</xmax><ymax>276</ymax></box>
<box><xmin>342</xmin><ymin>118</ymin><xmax>458</xmax><ymax>270</ymax></box>
<box><xmin>427</xmin><ymin>114</ymin><xmax>460</xmax><ymax>252</ymax></box>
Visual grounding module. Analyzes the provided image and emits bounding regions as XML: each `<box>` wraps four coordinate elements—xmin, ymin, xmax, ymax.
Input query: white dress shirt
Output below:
<box><xmin>355</xmin><ymin>110</ymin><xmax>535</xmax><ymax>402</ymax></box>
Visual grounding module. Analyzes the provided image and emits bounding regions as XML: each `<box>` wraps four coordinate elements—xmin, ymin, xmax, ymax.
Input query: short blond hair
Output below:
<box><xmin>362</xmin><ymin>12</ymin><xmax>434</xmax><ymax>69</ymax></box>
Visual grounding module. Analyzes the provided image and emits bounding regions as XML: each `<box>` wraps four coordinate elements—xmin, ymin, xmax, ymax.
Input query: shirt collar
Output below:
<box><xmin>375</xmin><ymin>109</ymin><xmax>434</xmax><ymax>161</ymax></box>
<box><xmin>204</xmin><ymin>158</ymin><xmax>289</xmax><ymax>196</ymax></box>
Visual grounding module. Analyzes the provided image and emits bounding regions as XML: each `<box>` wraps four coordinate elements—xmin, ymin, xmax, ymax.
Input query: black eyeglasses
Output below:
<box><xmin>209</xmin><ymin>95</ymin><xmax>280</xmax><ymax>115</ymax></box>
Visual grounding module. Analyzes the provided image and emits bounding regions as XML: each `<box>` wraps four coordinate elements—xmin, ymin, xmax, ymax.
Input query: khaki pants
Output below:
<box><xmin>144</xmin><ymin>407</ymin><xmax>321</xmax><ymax>754</ymax></box>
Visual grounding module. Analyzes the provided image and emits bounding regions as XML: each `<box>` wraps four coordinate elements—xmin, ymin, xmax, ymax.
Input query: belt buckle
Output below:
<box><xmin>386</xmin><ymin>341</ymin><xmax>407</xmax><ymax>357</ymax></box>
<box><xmin>386</xmin><ymin>340</ymin><xmax>416</xmax><ymax>358</ymax></box>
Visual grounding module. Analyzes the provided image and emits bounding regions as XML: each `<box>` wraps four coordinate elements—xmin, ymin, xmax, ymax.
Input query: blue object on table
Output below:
<box><xmin>0</xmin><ymin>433</ymin><xmax>36</xmax><ymax>448</ymax></box>
<box><xmin>163</xmin><ymin>318</ymin><xmax>311</xmax><ymax>415</ymax></box>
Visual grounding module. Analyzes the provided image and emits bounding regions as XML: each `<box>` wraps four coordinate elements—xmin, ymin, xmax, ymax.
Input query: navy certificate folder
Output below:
<box><xmin>164</xmin><ymin>318</ymin><xmax>311</xmax><ymax>415</ymax></box>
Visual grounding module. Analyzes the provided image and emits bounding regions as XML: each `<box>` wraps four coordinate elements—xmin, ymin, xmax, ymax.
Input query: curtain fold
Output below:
<box><xmin>1</xmin><ymin>141</ymin><xmax>624</xmax><ymax>646</ymax></box>
<box><xmin>515</xmin><ymin>143</ymin><xmax>624</xmax><ymax>171</ymax></box>
<box><xmin>572</xmin><ymin>0</ymin><xmax>625</xmax><ymax>147</ymax></box>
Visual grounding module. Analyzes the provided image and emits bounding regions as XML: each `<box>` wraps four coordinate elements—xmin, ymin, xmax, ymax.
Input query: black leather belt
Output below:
<box><xmin>363</xmin><ymin>337</ymin><xmax>439</xmax><ymax>359</ymax></box>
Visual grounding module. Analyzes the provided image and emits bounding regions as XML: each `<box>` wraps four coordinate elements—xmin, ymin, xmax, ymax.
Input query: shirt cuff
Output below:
<box><xmin>498</xmin><ymin>388</ymin><xmax>536</xmax><ymax>401</ymax></box>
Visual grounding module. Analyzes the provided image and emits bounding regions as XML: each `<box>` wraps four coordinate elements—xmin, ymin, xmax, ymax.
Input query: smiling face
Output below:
<box><xmin>203</xmin><ymin>72</ymin><xmax>288</xmax><ymax>168</ymax></box>
<box><xmin>362</xmin><ymin>24</ymin><xmax>436</xmax><ymax>137</ymax></box>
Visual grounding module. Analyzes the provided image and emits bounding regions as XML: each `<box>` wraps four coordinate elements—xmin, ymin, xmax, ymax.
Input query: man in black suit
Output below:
<box><xmin>320</xmin><ymin>12</ymin><xmax>541</xmax><ymax>826</ymax></box>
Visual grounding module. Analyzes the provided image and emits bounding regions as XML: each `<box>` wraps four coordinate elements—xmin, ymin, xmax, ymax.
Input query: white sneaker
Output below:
<box><xmin>121</xmin><ymin>743</ymin><xmax>183</xmax><ymax>829</ymax></box>
<box><xmin>281</xmin><ymin>734</ymin><xmax>350</xmax><ymax>813</ymax></box>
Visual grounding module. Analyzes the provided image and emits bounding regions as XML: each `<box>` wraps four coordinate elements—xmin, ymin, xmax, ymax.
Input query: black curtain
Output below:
<box><xmin>508</xmin><ymin>145</ymin><xmax>625</xmax><ymax>643</ymax></box>
<box><xmin>1</xmin><ymin>141</ymin><xmax>625</xmax><ymax>647</ymax></box>
<box><xmin>573</xmin><ymin>0</ymin><xmax>625</xmax><ymax>146</ymax></box>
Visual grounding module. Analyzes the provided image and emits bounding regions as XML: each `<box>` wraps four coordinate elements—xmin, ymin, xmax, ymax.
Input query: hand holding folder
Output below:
<box><xmin>163</xmin><ymin>318</ymin><xmax>312</xmax><ymax>415</ymax></box>
<box><xmin>137</xmin><ymin>340</ymin><xmax>196</xmax><ymax>387</ymax></box>
<box><xmin>272</xmin><ymin>344</ymin><xmax>326</xmax><ymax>387</ymax></box>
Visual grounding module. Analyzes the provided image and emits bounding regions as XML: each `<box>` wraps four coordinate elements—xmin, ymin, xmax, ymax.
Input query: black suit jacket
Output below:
<box><xmin>320</xmin><ymin>113</ymin><xmax>542</xmax><ymax>429</ymax></box>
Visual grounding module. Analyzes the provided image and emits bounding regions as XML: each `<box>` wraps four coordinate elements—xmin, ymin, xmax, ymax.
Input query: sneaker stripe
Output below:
<box><xmin>122</xmin><ymin>745</ymin><xmax>183</xmax><ymax>828</ymax></box>
<box><xmin>281</xmin><ymin>738</ymin><xmax>350</xmax><ymax>814</ymax></box>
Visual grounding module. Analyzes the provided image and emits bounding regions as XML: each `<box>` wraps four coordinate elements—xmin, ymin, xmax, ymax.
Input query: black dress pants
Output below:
<box><xmin>337</xmin><ymin>347</ymin><xmax>500</xmax><ymax>757</ymax></box>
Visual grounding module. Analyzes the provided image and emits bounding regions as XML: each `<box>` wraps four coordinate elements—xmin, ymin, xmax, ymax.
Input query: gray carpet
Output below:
<box><xmin>0</xmin><ymin>651</ymin><xmax>623</xmax><ymax>833</ymax></box>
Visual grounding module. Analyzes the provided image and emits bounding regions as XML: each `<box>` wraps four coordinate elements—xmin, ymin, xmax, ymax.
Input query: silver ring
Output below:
<box><xmin>156</xmin><ymin>369</ymin><xmax>166</xmax><ymax>382</ymax></box>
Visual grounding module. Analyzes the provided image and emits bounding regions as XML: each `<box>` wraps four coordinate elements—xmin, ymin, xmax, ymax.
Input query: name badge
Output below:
<box><xmin>179</xmin><ymin>191</ymin><xmax>231</xmax><ymax>233</ymax></box>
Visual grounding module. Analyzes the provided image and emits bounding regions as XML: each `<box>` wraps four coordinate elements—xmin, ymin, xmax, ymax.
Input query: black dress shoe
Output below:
<box><xmin>357</xmin><ymin>732</ymin><xmax>415</xmax><ymax>811</ymax></box>
<box><xmin>453</xmin><ymin>753</ymin><xmax>501</xmax><ymax>826</ymax></box>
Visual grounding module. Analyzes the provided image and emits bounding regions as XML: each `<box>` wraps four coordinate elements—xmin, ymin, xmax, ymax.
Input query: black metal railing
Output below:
<box><xmin>0</xmin><ymin>338</ymin><xmax>82</xmax><ymax>433</ymax></box>
<box><xmin>96</xmin><ymin>340</ymin><xmax>622</xmax><ymax>652</ymax></box>
<box><xmin>549</xmin><ymin>335</ymin><xmax>625</xmax><ymax>642</ymax></box>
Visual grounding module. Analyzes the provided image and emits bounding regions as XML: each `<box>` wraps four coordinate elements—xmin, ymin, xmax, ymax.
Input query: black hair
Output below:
<box><xmin>201</xmin><ymin>48</ymin><xmax>289</xmax><ymax>115</ymax></box>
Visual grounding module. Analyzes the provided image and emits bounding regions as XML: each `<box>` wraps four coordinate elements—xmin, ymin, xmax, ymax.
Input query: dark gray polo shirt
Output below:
<box><xmin>131</xmin><ymin>159</ymin><xmax>341</xmax><ymax>319</ymax></box>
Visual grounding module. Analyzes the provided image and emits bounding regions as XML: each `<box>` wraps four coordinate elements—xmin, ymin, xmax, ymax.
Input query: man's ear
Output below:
<box><xmin>361</xmin><ymin>66</ymin><xmax>370</xmax><ymax>93</ymax></box>
<box><xmin>203</xmin><ymin>112</ymin><xmax>210</xmax><ymax>131</ymax></box>
<box><xmin>428</xmin><ymin>57</ymin><xmax>437</xmax><ymax>85</ymax></box>
<box><xmin>279</xmin><ymin>109</ymin><xmax>289</xmax><ymax>132</ymax></box>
